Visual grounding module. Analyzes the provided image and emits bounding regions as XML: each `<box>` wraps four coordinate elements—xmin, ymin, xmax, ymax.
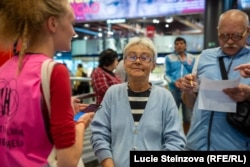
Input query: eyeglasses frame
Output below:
<box><xmin>218</xmin><ymin>30</ymin><xmax>248</xmax><ymax>42</ymax></box>
<box><xmin>125</xmin><ymin>54</ymin><xmax>153</xmax><ymax>63</ymax></box>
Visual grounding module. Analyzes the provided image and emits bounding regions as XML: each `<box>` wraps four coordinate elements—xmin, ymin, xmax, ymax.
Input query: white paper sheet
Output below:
<box><xmin>197</xmin><ymin>77</ymin><xmax>240</xmax><ymax>113</ymax></box>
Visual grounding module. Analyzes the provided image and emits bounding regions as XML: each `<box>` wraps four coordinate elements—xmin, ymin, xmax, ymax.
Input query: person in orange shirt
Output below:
<box><xmin>0</xmin><ymin>48</ymin><xmax>12</xmax><ymax>66</ymax></box>
<box><xmin>0</xmin><ymin>40</ymin><xmax>21</xmax><ymax>66</ymax></box>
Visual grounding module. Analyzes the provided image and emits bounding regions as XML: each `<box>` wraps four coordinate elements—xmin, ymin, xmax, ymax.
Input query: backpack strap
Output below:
<box><xmin>41</xmin><ymin>59</ymin><xmax>57</xmax><ymax>117</ymax></box>
<box><xmin>41</xmin><ymin>59</ymin><xmax>58</xmax><ymax>166</ymax></box>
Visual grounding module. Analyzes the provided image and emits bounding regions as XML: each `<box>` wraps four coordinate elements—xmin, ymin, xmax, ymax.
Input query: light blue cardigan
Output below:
<box><xmin>90</xmin><ymin>83</ymin><xmax>186</xmax><ymax>167</ymax></box>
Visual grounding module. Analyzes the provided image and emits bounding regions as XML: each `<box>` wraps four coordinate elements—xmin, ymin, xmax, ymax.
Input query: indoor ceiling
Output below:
<box><xmin>73</xmin><ymin>14</ymin><xmax>204</xmax><ymax>40</ymax></box>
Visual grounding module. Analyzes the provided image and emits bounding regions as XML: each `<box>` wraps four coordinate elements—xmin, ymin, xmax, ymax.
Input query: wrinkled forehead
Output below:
<box><xmin>218</xmin><ymin>13</ymin><xmax>248</xmax><ymax>32</ymax></box>
<box><xmin>218</xmin><ymin>20</ymin><xmax>247</xmax><ymax>33</ymax></box>
<box><xmin>218</xmin><ymin>25</ymin><xmax>246</xmax><ymax>33</ymax></box>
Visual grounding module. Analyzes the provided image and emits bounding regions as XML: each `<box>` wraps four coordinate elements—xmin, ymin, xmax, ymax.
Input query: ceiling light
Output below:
<box><xmin>107</xmin><ymin>31</ymin><xmax>114</xmax><ymax>35</ymax></box>
<box><xmin>98</xmin><ymin>33</ymin><xmax>103</xmax><ymax>37</ymax></box>
<box><xmin>84</xmin><ymin>23</ymin><xmax>90</xmax><ymax>28</ymax></box>
<box><xmin>165</xmin><ymin>17</ymin><xmax>173</xmax><ymax>23</ymax></box>
<box><xmin>56</xmin><ymin>52</ymin><xmax>62</xmax><ymax>57</ymax></box>
<box><xmin>152</xmin><ymin>19</ymin><xmax>160</xmax><ymax>24</ymax></box>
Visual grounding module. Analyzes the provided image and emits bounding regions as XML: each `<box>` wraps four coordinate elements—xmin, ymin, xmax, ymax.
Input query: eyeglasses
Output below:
<box><xmin>125</xmin><ymin>54</ymin><xmax>152</xmax><ymax>63</ymax></box>
<box><xmin>218</xmin><ymin>30</ymin><xmax>248</xmax><ymax>42</ymax></box>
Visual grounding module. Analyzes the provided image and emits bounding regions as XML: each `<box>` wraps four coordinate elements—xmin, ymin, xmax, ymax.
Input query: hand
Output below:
<box><xmin>179</xmin><ymin>73</ymin><xmax>197</xmax><ymax>93</ymax></box>
<box><xmin>78</xmin><ymin>112</ymin><xmax>95</xmax><ymax>128</ymax></box>
<box><xmin>175</xmin><ymin>79</ymin><xmax>182</xmax><ymax>89</ymax></box>
<box><xmin>234</xmin><ymin>63</ymin><xmax>250</xmax><ymax>78</ymax></box>
<box><xmin>223</xmin><ymin>84</ymin><xmax>250</xmax><ymax>102</ymax></box>
<box><xmin>71</xmin><ymin>97</ymin><xmax>88</xmax><ymax>114</ymax></box>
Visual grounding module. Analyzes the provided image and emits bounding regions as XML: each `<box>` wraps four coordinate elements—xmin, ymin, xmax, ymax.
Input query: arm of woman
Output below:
<box><xmin>57</xmin><ymin>112</ymin><xmax>94</xmax><ymax>167</ymax></box>
<box><xmin>162</xmin><ymin>91</ymin><xmax>186</xmax><ymax>150</ymax></box>
<box><xmin>50</xmin><ymin>64</ymin><xmax>94</xmax><ymax>167</ymax></box>
<box><xmin>90</xmin><ymin>92</ymin><xmax>113</xmax><ymax>165</ymax></box>
<box><xmin>101</xmin><ymin>158</ymin><xmax>115</xmax><ymax>167</ymax></box>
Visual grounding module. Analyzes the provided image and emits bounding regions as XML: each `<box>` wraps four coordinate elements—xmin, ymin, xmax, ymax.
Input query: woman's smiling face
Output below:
<box><xmin>124</xmin><ymin>44</ymin><xmax>155</xmax><ymax>81</ymax></box>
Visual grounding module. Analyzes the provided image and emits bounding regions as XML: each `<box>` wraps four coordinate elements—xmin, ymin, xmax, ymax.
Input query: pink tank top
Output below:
<box><xmin>0</xmin><ymin>54</ymin><xmax>53</xmax><ymax>167</ymax></box>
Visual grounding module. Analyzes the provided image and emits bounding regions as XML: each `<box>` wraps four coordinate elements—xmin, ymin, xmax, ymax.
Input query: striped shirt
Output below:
<box><xmin>127</xmin><ymin>86</ymin><xmax>151</xmax><ymax>125</ymax></box>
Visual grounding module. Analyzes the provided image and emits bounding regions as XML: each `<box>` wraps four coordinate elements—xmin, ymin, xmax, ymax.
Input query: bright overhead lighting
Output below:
<box><xmin>56</xmin><ymin>52</ymin><xmax>62</xmax><ymax>57</ymax></box>
<box><xmin>165</xmin><ymin>17</ymin><xmax>173</xmax><ymax>23</ymax></box>
<box><xmin>152</xmin><ymin>19</ymin><xmax>160</xmax><ymax>24</ymax></box>
<box><xmin>107</xmin><ymin>31</ymin><xmax>114</xmax><ymax>35</ymax></box>
<box><xmin>84</xmin><ymin>23</ymin><xmax>90</xmax><ymax>28</ymax></box>
<box><xmin>98</xmin><ymin>33</ymin><xmax>103</xmax><ymax>37</ymax></box>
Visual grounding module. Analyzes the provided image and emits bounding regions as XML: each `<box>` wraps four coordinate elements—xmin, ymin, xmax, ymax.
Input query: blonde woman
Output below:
<box><xmin>0</xmin><ymin>0</ymin><xmax>94</xmax><ymax>166</ymax></box>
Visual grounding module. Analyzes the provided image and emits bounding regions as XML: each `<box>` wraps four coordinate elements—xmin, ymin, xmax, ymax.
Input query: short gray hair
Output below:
<box><xmin>123</xmin><ymin>37</ymin><xmax>158</xmax><ymax>62</ymax></box>
<box><xmin>217</xmin><ymin>9</ymin><xmax>249</xmax><ymax>29</ymax></box>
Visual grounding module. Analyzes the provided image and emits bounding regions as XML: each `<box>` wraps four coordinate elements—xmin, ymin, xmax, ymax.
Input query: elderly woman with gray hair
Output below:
<box><xmin>90</xmin><ymin>37</ymin><xmax>186</xmax><ymax>167</ymax></box>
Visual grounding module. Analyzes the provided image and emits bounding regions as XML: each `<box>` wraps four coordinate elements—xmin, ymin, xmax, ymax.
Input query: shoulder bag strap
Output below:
<box><xmin>218</xmin><ymin>57</ymin><xmax>228</xmax><ymax>80</ymax></box>
<box><xmin>41</xmin><ymin>59</ymin><xmax>57</xmax><ymax>117</ymax></box>
<box><xmin>41</xmin><ymin>59</ymin><xmax>59</xmax><ymax>167</ymax></box>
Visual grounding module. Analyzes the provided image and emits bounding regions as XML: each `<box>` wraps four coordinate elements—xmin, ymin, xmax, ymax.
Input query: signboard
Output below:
<box><xmin>146</xmin><ymin>25</ymin><xmax>155</xmax><ymax>38</ymax></box>
<box><xmin>69</xmin><ymin>0</ymin><xmax>205</xmax><ymax>22</ymax></box>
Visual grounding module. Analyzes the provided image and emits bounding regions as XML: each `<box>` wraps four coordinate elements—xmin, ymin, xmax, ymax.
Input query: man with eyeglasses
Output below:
<box><xmin>164</xmin><ymin>37</ymin><xmax>195</xmax><ymax>135</ymax></box>
<box><xmin>180</xmin><ymin>9</ymin><xmax>250</xmax><ymax>151</ymax></box>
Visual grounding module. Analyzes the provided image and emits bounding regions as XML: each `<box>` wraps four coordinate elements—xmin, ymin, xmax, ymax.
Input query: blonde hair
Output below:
<box><xmin>0</xmin><ymin>0</ymin><xmax>68</xmax><ymax>71</ymax></box>
<box><xmin>123</xmin><ymin>37</ymin><xmax>158</xmax><ymax>62</ymax></box>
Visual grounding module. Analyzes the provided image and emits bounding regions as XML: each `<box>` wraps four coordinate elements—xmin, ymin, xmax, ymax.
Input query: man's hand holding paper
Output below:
<box><xmin>198</xmin><ymin>77</ymin><xmax>240</xmax><ymax>113</ymax></box>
